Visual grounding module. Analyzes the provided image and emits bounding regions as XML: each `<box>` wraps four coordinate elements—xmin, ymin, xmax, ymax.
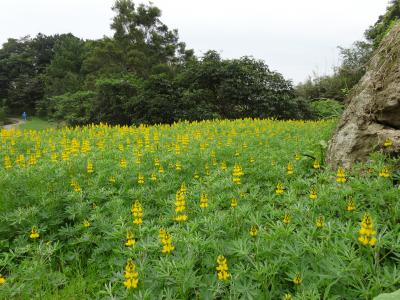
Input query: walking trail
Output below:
<box><xmin>2</xmin><ymin>118</ymin><xmax>25</xmax><ymax>130</ymax></box>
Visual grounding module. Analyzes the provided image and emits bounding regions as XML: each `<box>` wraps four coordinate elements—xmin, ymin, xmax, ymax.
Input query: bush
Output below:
<box><xmin>310</xmin><ymin>99</ymin><xmax>344</xmax><ymax>119</ymax></box>
<box><xmin>52</xmin><ymin>91</ymin><xmax>96</xmax><ymax>125</ymax></box>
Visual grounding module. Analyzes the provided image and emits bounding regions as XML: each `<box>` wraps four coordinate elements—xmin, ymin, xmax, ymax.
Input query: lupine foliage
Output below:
<box><xmin>0</xmin><ymin>119</ymin><xmax>399</xmax><ymax>299</ymax></box>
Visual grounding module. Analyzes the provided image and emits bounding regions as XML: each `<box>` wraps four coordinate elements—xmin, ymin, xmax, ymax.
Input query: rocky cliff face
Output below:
<box><xmin>327</xmin><ymin>23</ymin><xmax>400</xmax><ymax>168</ymax></box>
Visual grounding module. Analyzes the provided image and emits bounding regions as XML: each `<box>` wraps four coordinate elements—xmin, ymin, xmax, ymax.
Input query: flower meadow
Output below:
<box><xmin>0</xmin><ymin>119</ymin><xmax>399</xmax><ymax>299</ymax></box>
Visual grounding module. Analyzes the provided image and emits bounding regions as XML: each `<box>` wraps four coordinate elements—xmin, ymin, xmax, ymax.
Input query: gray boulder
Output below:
<box><xmin>327</xmin><ymin>23</ymin><xmax>400</xmax><ymax>168</ymax></box>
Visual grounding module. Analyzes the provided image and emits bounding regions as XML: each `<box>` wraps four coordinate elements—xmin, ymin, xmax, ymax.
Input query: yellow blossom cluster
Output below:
<box><xmin>199</xmin><ymin>192</ymin><xmax>208</xmax><ymax>208</ymax></box>
<box><xmin>174</xmin><ymin>183</ymin><xmax>188</xmax><ymax>222</ymax></box>
<box><xmin>159</xmin><ymin>228</ymin><xmax>175</xmax><ymax>254</ymax></box>
<box><xmin>125</xmin><ymin>229</ymin><xmax>135</xmax><ymax>247</ymax></box>
<box><xmin>336</xmin><ymin>167</ymin><xmax>346</xmax><ymax>183</ymax></box>
<box><xmin>249</xmin><ymin>225</ymin><xmax>258</xmax><ymax>237</ymax></box>
<box><xmin>132</xmin><ymin>201</ymin><xmax>143</xmax><ymax>225</ymax></box>
<box><xmin>287</xmin><ymin>162</ymin><xmax>294</xmax><ymax>176</ymax></box>
<box><xmin>379</xmin><ymin>166</ymin><xmax>390</xmax><ymax>178</ymax></box>
<box><xmin>216</xmin><ymin>255</ymin><xmax>230</xmax><ymax>281</ymax></box>
<box><xmin>276</xmin><ymin>182</ymin><xmax>284</xmax><ymax>195</ymax></box>
<box><xmin>123</xmin><ymin>259</ymin><xmax>139</xmax><ymax>289</ymax></box>
<box><xmin>232</xmin><ymin>163</ymin><xmax>244</xmax><ymax>184</ymax></box>
<box><xmin>29</xmin><ymin>226</ymin><xmax>39</xmax><ymax>239</ymax></box>
<box><xmin>358</xmin><ymin>213</ymin><xmax>377</xmax><ymax>247</ymax></box>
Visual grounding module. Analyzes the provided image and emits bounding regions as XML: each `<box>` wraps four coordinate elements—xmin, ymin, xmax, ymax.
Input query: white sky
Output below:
<box><xmin>0</xmin><ymin>0</ymin><xmax>390</xmax><ymax>83</ymax></box>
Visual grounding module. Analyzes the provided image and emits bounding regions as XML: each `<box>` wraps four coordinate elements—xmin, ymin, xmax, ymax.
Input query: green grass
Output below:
<box><xmin>18</xmin><ymin>117</ymin><xmax>57</xmax><ymax>130</ymax></box>
<box><xmin>0</xmin><ymin>119</ymin><xmax>399</xmax><ymax>299</ymax></box>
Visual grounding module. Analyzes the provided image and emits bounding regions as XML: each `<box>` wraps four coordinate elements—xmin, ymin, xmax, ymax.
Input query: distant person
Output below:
<box><xmin>22</xmin><ymin>112</ymin><xmax>27</xmax><ymax>121</ymax></box>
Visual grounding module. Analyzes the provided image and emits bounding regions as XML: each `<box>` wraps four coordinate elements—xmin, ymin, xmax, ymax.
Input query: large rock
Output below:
<box><xmin>327</xmin><ymin>23</ymin><xmax>400</xmax><ymax>168</ymax></box>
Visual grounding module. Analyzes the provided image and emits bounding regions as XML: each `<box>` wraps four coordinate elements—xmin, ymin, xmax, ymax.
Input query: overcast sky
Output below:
<box><xmin>0</xmin><ymin>0</ymin><xmax>389</xmax><ymax>83</ymax></box>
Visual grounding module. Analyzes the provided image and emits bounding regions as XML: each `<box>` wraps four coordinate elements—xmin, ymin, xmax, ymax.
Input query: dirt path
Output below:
<box><xmin>2</xmin><ymin>118</ymin><xmax>25</xmax><ymax>130</ymax></box>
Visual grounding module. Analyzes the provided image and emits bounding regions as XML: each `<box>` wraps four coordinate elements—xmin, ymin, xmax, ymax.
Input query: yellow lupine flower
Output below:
<box><xmin>199</xmin><ymin>193</ymin><xmax>208</xmax><ymax>208</ymax></box>
<box><xmin>309</xmin><ymin>187</ymin><xmax>318</xmax><ymax>200</ymax></box>
<box><xmin>29</xmin><ymin>226</ymin><xmax>39</xmax><ymax>239</ymax></box>
<box><xmin>231</xmin><ymin>198</ymin><xmax>238</xmax><ymax>208</ymax></box>
<box><xmin>315</xmin><ymin>215</ymin><xmax>324</xmax><ymax>228</ymax></box>
<box><xmin>293</xmin><ymin>273</ymin><xmax>302</xmax><ymax>285</ymax></box>
<box><xmin>336</xmin><ymin>166</ymin><xmax>346</xmax><ymax>183</ymax></box>
<box><xmin>125</xmin><ymin>229</ymin><xmax>136</xmax><ymax>247</ymax></box>
<box><xmin>282</xmin><ymin>293</ymin><xmax>293</xmax><ymax>300</ymax></box>
<box><xmin>383</xmin><ymin>138</ymin><xmax>392</xmax><ymax>148</ymax></box>
<box><xmin>379</xmin><ymin>166</ymin><xmax>390</xmax><ymax>178</ymax></box>
<box><xmin>3</xmin><ymin>155</ymin><xmax>12</xmax><ymax>170</ymax></box>
<box><xmin>276</xmin><ymin>182</ymin><xmax>284</xmax><ymax>195</ymax></box>
<box><xmin>119</xmin><ymin>158</ymin><xmax>127</xmax><ymax>169</ymax></box>
<box><xmin>123</xmin><ymin>259</ymin><xmax>139</xmax><ymax>289</ymax></box>
<box><xmin>83</xmin><ymin>219</ymin><xmax>91</xmax><ymax>228</ymax></box>
<box><xmin>249</xmin><ymin>225</ymin><xmax>258</xmax><ymax>237</ymax></box>
<box><xmin>0</xmin><ymin>274</ymin><xmax>5</xmax><ymax>285</ymax></box>
<box><xmin>87</xmin><ymin>160</ymin><xmax>94</xmax><ymax>173</ymax></box>
<box><xmin>131</xmin><ymin>201</ymin><xmax>143</xmax><ymax>225</ymax></box>
<box><xmin>358</xmin><ymin>213</ymin><xmax>377</xmax><ymax>247</ymax></box>
<box><xmin>346</xmin><ymin>197</ymin><xmax>356</xmax><ymax>212</ymax></box>
<box><xmin>216</xmin><ymin>255</ymin><xmax>230</xmax><ymax>281</ymax></box>
<box><xmin>313</xmin><ymin>159</ymin><xmax>320</xmax><ymax>169</ymax></box>
<box><xmin>159</xmin><ymin>228</ymin><xmax>175</xmax><ymax>254</ymax></box>
<box><xmin>283</xmin><ymin>213</ymin><xmax>290</xmax><ymax>225</ymax></box>
<box><xmin>287</xmin><ymin>162</ymin><xmax>294</xmax><ymax>175</ymax></box>
<box><xmin>137</xmin><ymin>174</ymin><xmax>144</xmax><ymax>184</ymax></box>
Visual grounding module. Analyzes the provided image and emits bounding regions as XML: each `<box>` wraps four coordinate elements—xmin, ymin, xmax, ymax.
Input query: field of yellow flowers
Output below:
<box><xmin>0</xmin><ymin>119</ymin><xmax>399</xmax><ymax>299</ymax></box>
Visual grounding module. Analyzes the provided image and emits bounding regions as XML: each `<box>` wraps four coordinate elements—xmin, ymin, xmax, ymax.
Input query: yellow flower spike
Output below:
<box><xmin>230</xmin><ymin>198</ymin><xmax>238</xmax><ymax>208</ymax></box>
<box><xmin>276</xmin><ymin>182</ymin><xmax>284</xmax><ymax>195</ymax></box>
<box><xmin>283</xmin><ymin>213</ymin><xmax>290</xmax><ymax>225</ymax></box>
<box><xmin>119</xmin><ymin>158</ymin><xmax>127</xmax><ymax>169</ymax></box>
<box><xmin>4</xmin><ymin>155</ymin><xmax>12</xmax><ymax>170</ymax></box>
<box><xmin>346</xmin><ymin>197</ymin><xmax>356</xmax><ymax>212</ymax></box>
<box><xmin>309</xmin><ymin>187</ymin><xmax>318</xmax><ymax>200</ymax></box>
<box><xmin>137</xmin><ymin>174</ymin><xmax>144</xmax><ymax>184</ymax></box>
<box><xmin>29</xmin><ymin>226</ymin><xmax>39</xmax><ymax>239</ymax></box>
<box><xmin>232</xmin><ymin>163</ymin><xmax>244</xmax><ymax>184</ymax></box>
<box><xmin>379</xmin><ymin>166</ymin><xmax>390</xmax><ymax>178</ymax></box>
<box><xmin>0</xmin><ymin>274</ymin><xmax>5</xmax><ymax>285</ymax></box>
<box><xmin>336</xmin><ymin>166</ymin><xmax>346</xmax><ymax>183</ymax></box>
<box><xmin>199</xmin><ymin>193</ymin><xmax>208</xmax><ymax>208</ymax></box>
<box><xmin>150</xmin><ymin>173</ymin><xmax>157</xmax><ymax>182</ymax></box>
<box><xmin>287</xmin><ymin>162</ymin><xmax>294</xmax><ymax>176</ymax></box>
<box><xmin>294</xmin><ymin>153</ymin><xmax>301</xmax><ymax>161</ymax></box>
<box><xmin>315</xmin><ymin>215</ymin><xmax>324</xmax><ymax>228</ymax></box>
<box><xmin>282</xmin><ymin>293</ymin><xmax>293</xmax><ymax>300</ymax></box>
<box><xmin>216</xmin><ymin>255</ymin><xmax>230</xmax><ymax>281</ymax></box>
<box><xmin>175</xmin><ymin>161</ymin><xmax>182</xmax><ymax>171</ymax></box>
<box><xmin>123</xmin><ymin>258</ymin><xmax>139</xmax><ymax>289</ymax></box>
<box><xmin>313</xmin><ymin>159</ymin><xmax>320</xmax><ymax>170</ymax></box>
<box><xmin>87</xmin><ymin>160</ymin><xmax>94</xmax><ymax>174</ymax></box>
<box><xmin>159</xmin><ymin>229</ymin><xmax>175</xmax><ymax>254</ymax></box>
<box><xmin>83</xmin><ymin>220</ymin><xmax>91</xmax><ymax>228</ymax></box>
<box><xmin>383</xmin><ymin>138</ymin><xmax>392</xmax><ymax>148</ymax></box>
<box><xmin>249</xmin><ymin>225</ymin><xmax>258</xmax><ymax>237</ymax></box>
<box><xmin>125</xmin><ymin>229</ymin><xmax>136</xmax><ymax>247</ymax></box>
<box><xmin>293</xmin><ymin>273</ymin><xmax>302</xmax><ymax>285</ymax></box>
<box><xmin>132</xmin><ymin>201</ymin><xmax>143</xmax><ymax>225</ymax></box>
<box><xmin>109</xmin><ymin>176</ymin><xmax>116</xmax><ymax>184</ymax></box>
<box><xmin>358</xmin><ymin>213</ymin><xmax>377</xmax><ymax>247</ymax></box>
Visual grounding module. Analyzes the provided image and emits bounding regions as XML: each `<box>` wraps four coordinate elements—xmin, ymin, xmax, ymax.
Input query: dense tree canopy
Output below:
<box><xmin>0</xmin><ymin>0</ymin><xmax>307</xmax><ymax>125</ymax></box>
<box><xmin>6</xmin><ymin>0</ymin><xmax>394</xmax><ymax>124</ymax></box>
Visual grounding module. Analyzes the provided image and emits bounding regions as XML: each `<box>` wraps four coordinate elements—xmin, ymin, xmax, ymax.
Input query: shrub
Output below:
<box><xmin>310</xmin><ymin>98</ymin><xmax>344</xmax><ymax>119</ymax></box>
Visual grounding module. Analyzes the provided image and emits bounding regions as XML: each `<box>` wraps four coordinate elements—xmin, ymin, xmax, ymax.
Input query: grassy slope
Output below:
<box><xmin>18</xmin><ymin>117</ymin><xmax>57</xmax><ymax>130</ymax></box>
